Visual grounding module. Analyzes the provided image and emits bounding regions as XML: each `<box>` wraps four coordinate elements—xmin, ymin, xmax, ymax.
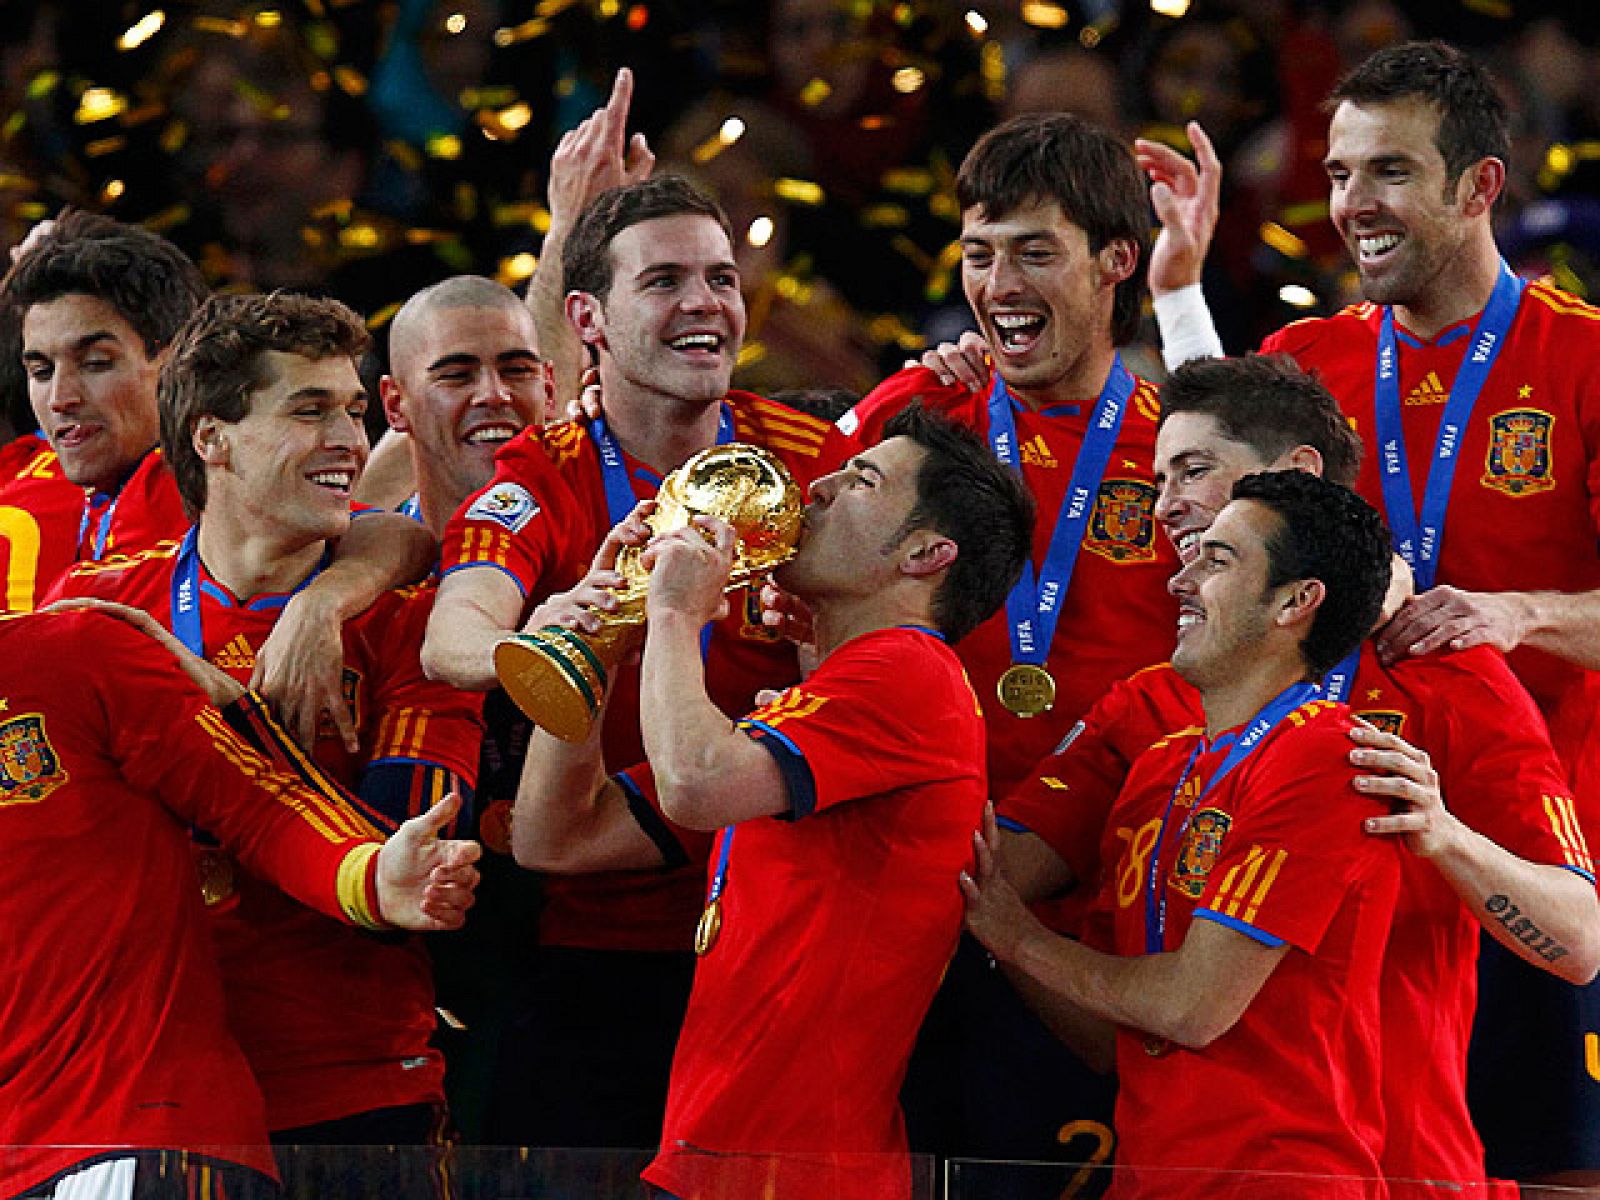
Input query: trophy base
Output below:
<box><xmin>494</xmin><ymin>628</ymin><xmax>610</xmax><ymax>743</ymax></box>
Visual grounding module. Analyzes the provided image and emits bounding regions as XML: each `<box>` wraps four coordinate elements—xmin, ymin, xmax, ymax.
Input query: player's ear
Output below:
<box><xmin>379</xmin><ymin>376</ymin><xmax>411</xmax><ymax>433</ymax></box>
<box><xmin>902</xmin><ymin>530</ymin><xmax>957</xmax><ymax>579</ymax></box>
<box><xmin>1275</xmin><ymin>577</ymin><xmax>1325</xmax><ymax>629</ymax></box>
<box><xmin>1457</xmin><ymin>156</ymin><xmax>1504</xmax><ymax>219</ymax></box>
<box><xmin>1097</xmin><ymin>236</ymin><xmax>1139</xmax><ymax>287</ymax></box>
<box><xmin>192</xmin><ymin>415</ymin><xmax>229</xmax><ymax>467</ymax></box>
<box><xmin>566</xmin><ymin>292</ymin><xmax>608</xmax><ymax>350</ymax></box>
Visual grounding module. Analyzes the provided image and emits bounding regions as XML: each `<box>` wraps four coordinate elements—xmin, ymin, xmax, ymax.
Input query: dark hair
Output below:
<box><xmin>1159</xmin><ymin>355</ymin><xmax>1362</xmax><ymax>487</ymax></box>
<box><xmin>1328</xmin><ymin>41</ymin><xmax>1510</xmax><ymax>191</ymax></box>
<box><xmin>882</xmin><ymin>402</ymin><xmax>1035</xmax><ymax>643</ymax></box>
<box><xmin>1230</xmin><ymin>470</ymin><xmax>1391</xmax><ymax>677</ymax></box>
<box><xmin>1</xmin><ymin>210</ymin><xmax>208</xmax><ymax>355</ymax></box>
<box><xmin>767</xmin><ymin>386</ymin><xmax>859</xmax><ymax>424</ymax></box>
<box><xmin>956</xmin><ymin>113</ymin><xmax>1149</xmax><ymax>345</ymax></box>
<box><xmin>160</xmin><ymin>292</ymin><xmax>370</xmax><ymax>518</ymax></box>
<box><xmin>561</xmin><ymin>175</ymin><xmax>736</xmax><ymax>302</ymax></box>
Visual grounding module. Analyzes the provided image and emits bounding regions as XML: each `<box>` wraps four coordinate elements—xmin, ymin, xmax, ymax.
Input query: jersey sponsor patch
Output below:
<box><xmin>1482</xmin><ymin>408</ymin><xmax>1555</xmax><ymax>497</ymax></box>
<box><xmin>0</xmin><ymin>712</ymin><xmax>67</xmax><ymax>805</ymax></box>
<box><xmin>1171</xmin><ymin>807</ymin><xmax>1231</xmax><ymax>899</ymax></box>
<box><xmin>1083</xmin><ymin>478</ymin><xmax>1158</xmax><ymax>564</ymax></box>
<box><xmin>465</xmin><ymin>482</ymin><xmax>540</xmax><ymax>532</ymax></box>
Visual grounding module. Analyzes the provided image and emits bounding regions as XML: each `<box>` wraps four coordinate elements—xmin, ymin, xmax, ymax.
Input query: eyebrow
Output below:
<box><xmin>959</xmin><ymin>230</ymin><xmax>1060</xmax><ymax>248</ymax></box>
<box><xmin>21</xmin><ymin>330</ymin><xmax>121</xmax><ymax>360</ymax></box>
<box><xmin>1198</xmin><ymin>536</ymin><xmax>1237</xmax><ymax>560</ymax></box>
<box><xmin>849</xmin><ymin>455</ymin><xmax>887</xmax><ymax>481</ymax></box>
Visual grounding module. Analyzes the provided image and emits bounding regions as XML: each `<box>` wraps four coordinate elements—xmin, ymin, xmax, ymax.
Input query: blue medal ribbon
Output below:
<box><xmin>1373</xmin><ymin>261</ymin><xmax>1524</xmax><ymax>592</ymax></box>
<box><xmin>989</xmin><ymin>357</ymin><xmax>1135</xmax><ymax>668</ymax></box>
<box><xmin>1143</xmin><ymin>680</ymin><xmax>1320</xmax><ymax>954</ymax></box>
<box><xmin>590</xmin><ymin>406</ymin><xmax>735</xmax><ymax>659</ymax></box>
<box><xmin>168</xmin><ymin>527</ymin><xmax>328</xmax><ymax>657</ymax></box>
<box><xmin>1319</xmin><ymin>646</ymin><xmax>1362</xmax><ymax>706</ymax></box>
<box><xmin>77</xmin><ymin>489</ymin><xmax>119</xmax><ymax>561</ymax></box>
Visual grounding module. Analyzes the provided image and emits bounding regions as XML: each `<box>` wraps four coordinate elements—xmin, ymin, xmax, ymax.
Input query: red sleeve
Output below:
<box><xmin>87</xmin><ymin>612</ymin><xmax>387</xmax><ymax>928</ymax></box>
<box><xmin>737</xmin><ymin>629</ymin><xmax>982</xmax><ymax>819</ymax></box>
<box><xmin>360</xmin><ymin>585</ymin><xmax>486</xmax><ymax>784</ymax></box>
<box><xmin>438</xmin><ymin>428</ymin><xmax>580</xmax><ymax>598</ymax></box>
<box><xmin>838</xmin><ymin>366</ymin><xmax>982</xmax><ymax>445</ymax></box>
<box><xmin>1000</xmin><ymin>665</ymin><xmax>1202</xmax><ymax>885</ymax></box>
<box><xmin>1194</xmin><ymin>706</ymin><xmax>1392</xmax><ymax>952</ymax></box>
<box><xmin>1420</xmin><ymin>647</ymin><xmax>1595</xmax><ymax>880</ymax></box>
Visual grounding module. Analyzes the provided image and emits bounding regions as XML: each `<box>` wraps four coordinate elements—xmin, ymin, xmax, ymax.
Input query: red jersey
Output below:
<box><xmin>0</xmin><ymin>432</ymin><xmax>81</xmax><ymax>612</ymax></box>
<box><xmin>53</xmin><ymin>541</ymin><xmax>484</xmax><ymax>1130</ymax></box>
<box><xmin>841</xmin><ymin>366</ymin><xmax>1179</xmax><ymax>802</ymax></box>
<box><xmin>0</xmin><ymin>609</ymin><xmax>391</xmax><ymax>1198</ymax></box>
<box><xmin>1089</xmin><ymin>699</ymin><xmax>1399</xmax><ymax>1198</ymax></box>
<box><xmin>639</xmin><ymin>626</ymin><xmax>986</xmax><ymax>1200</ymax></box>
<box><xmin>440</xmin><ymin>393</ymin><xmax>856</xmax><ymax>951</ymax></box>
<box><xmin>1262</xmin><ymin>284</ymin><xmax>1600</xmax><ymax>817</ymax></box>
<box><xmin>1006</xmin><ymin>645</ymin><xmax>1593</xmax><ymax>1183</ymax></box>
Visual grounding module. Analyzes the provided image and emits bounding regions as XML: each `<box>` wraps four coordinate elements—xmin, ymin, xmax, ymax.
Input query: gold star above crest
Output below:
<box><xmin>1366</xmin><ymin>688</ymin><xmax>1382</xmax><ymax>702</ymax></box>
<box><xmin>1519</xmin><ymin>384</ymin><xmax>1533</xmax><ymax>399</ymax></box>
<box><xmin>1122</xmin><ymin>458</ymin><xmax>1137</xmax><ymax>470</ymax></box>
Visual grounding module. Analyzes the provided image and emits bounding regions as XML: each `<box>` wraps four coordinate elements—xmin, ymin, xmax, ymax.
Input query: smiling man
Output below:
<box><xmin>509</xmin><ymin>404</ymin><xmax>1033</xmax><ymax>1199</ymax></box>
<box><xmin>422</xmin><ymin>175</ymin><xmax>856</xmax><ymax>1147</ymax></box>
<box><xmin>379</xmin><ymin>275</ymin><xmax>552</xmax><ymax>537</ymax></box>
<box><xmin>836</xmin><ymin>111</ymin><xmax>1179</xmax><ymax>1170</ymax></box>
<box><xmin>50</xmin><ymin>292</ymin><xmax>485</xmax><ymax>1193</ymax></box>
<box><xmin>999</xmin><ymin>355</ymin><xmax>1599</xmax><ymax>1188</ymax></box>
<box><xmin>966</xmin><ymin>468</ymin><xmax>1399</xmax><ymax>1200</ymax></box>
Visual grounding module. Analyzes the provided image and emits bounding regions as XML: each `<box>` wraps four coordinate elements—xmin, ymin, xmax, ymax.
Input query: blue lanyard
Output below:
<box><xmin>169</xmin><ymin>527</ymin><xmax>325</xmax><ymax>656</ymax></box>
<box><xmin>77</xmin><ymin>489</ymin><xmax>120</xmax><ymax>561</ymax></box>
<box><xmin>1143</xmin><ymin>680</ymin><xmax>1319</xmax><ymax>953</ymax></box>
<box><xmin>706</xmin><ymin>826</ymin><xmax>734</xmax><ymax>908</ymax></box>
<box><xmin>591</xmin><ymin>406</ymin><xmax>734</xmax><ymax>658</ymax></box>
<box><xmin>1373</xmin><ymin>261</ymin><xmax>1524</xmax><ymax>591</ymax></box>
<box><xmin>590</xmin><ymin>406</ymin><xmax>736</xmax><ymax>527</ymax></box>
<box><xmin>1319</xmin><ymin>647</ymin><xmax>1362</xmax><ymax>705</ymax></box>
<box><xmin>989</xmin><ymin>358</ymin><xmax>1135</xmax><ymax>666</ymax></box>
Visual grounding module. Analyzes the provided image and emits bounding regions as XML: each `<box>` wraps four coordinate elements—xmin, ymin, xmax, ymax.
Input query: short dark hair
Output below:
<box><xmin>956</xmin><ymin>113</ymin><xmax>1149</xmax><ymax>346</ymax></box>
<box><xmin>1328</xmin><ymin>41</ymin><xmax>1510</xmax><ymax>191</ymax></box>
<box><xmin>562</xmin><ymin>175</ymin><xmax>736</xmax><ymax>302</ymax></box>
<box><xmin>882</xmin><ymin>402</ymin><xmax>1035</xmax><ymax>644</ymax></box>
<box><xmin>1230</xmin><ymin>470</ymin><xmax>1391</xmax><ymax>678</ymax></box>
<box><xmin>1</xmin><ymin>210</ymin><xmax>208</xmax><ymax>355</ymax></box>
<box><xmin>160</xmin><ymin>292</ymin><xmax>370</xmax><ymax>518</ymax></box>
<box><xmin>1159</xmin><ymin>355</ymin><xmax>1362</xmax><ymax>487</ymax></box>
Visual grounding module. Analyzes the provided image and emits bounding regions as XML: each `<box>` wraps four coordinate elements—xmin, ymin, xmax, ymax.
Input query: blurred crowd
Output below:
<box><xmin>1</xmin><ymin>0</ymin><xmax>1596</xmax><ymax>423</ymax></box>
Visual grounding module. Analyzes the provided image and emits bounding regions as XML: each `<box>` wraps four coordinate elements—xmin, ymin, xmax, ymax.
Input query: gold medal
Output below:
<box><xmin>196</xmin><ymin>847</ymin><xmax>237</xmax><ymax>907</ymax></box>
<box><xmin>694</xmin><ymin>899</ymin><xmax>723</xmax><ymax>956</ymax></box>
<box><xmin>998</xmin><ymin>663</ymin><xmax>1056</xmax><ymax>718</ymax></box>
<box><xmin>478</xmin><ymin>800</ymin><xmax>514</xmax><ymax>856</ymax></box>
<box><xmin>1143</xmin><ymin>1035</ymin><xmax>1172</xmax><ymax>1058</ymax></box>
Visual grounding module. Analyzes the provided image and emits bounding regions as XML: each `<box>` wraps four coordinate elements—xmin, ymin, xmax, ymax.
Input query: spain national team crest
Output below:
<box><xmin>1171</xmin><ymin>807</ymin><xmax>1232</xmax><ymax>899</ymax></box>
<box><xmin>1084</xmin><ymin>478</ymin><xmax>1158</xmax><ymax>564</ymax></box>
<box><xmin>0</xmin><ymin>712</ymin><xmax>67</xmax><ymax>806</ymax></box>
<box><xmin>1355</xmin><ymin>710</ymin><xmax>1406</xmax><ymax>737</ymax></box>
<box><xmin>1482</xmin><ymin>409</ymin><xmax>1555</xmax><ymax>497</ymax></box>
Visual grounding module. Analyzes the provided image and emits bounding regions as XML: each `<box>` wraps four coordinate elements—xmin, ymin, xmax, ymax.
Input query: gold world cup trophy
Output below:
<box><xmin>493</xmin><ymin>442</ymin><xmax>805</xmax><ymax>742</ymax></box>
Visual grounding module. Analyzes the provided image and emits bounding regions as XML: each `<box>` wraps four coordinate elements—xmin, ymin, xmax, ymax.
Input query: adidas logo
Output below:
<box><xmin>213</xmin><ymin>634</ymin><xmax>256</xmax><ymax>672</ymax></box>
<box><xmin>1020</xmin><ymin>435</ymin><xmax>1058</xmax><ymax>469</ymax></box>
<box><xmin>1405</xmin><ymin>372</ymin><xmax>1447</xmax><ymax>406</ymax></box>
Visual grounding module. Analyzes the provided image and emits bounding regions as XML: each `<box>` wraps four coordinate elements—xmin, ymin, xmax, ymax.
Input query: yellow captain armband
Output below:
<box><xmin>336</xmin><ymin>842</ymin><xmax>388</xmax><ymax>930</ymax></box>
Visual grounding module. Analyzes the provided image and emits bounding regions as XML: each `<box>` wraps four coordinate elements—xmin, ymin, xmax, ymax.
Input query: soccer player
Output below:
<box><xmin>965</xmin><ymin>469</ymin><xmax>1400</xmax><ymax>1200</ymax></box>
<box><xmin>0</xmin><ymin>605</ymin><xmax>478</xmax><ymax>1200</ymax></box>
<box><xmin>369</xmin><ymin>274</ymin><xmax>553</xmax><ymax>535</ymax></box>
<box><xmin>421</xmin><ymin>174</ymin><xmax>856</xmax><ymax>1146</ymax></box>
<box><xmin>51</xmin><ymin>292</ymin><xmax>485</xmax><ymax>1186</ymax></box>
<box><xmin>511</xmin><ymin>405</ymin><xmax>1033</xmax><ymax>1200</ymax></box>
<box><xmin>835</xmin><ymin>110</ymin><xmax>1179</xmax><ymax>1167</ymax></box>
<box><xmin>1143</xmin><ymin>40</ymin><xmax>1600</xmax><ymax>1185</ymax></box>
<box><xmin>1000</xmin><ymin>354</ymin><xmax>1599</xmax><ymax>1187</ymax></box>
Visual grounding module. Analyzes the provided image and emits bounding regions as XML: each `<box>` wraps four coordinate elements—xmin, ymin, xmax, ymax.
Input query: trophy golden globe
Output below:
<box><xmin>493</xmin><ymin>442</ymin><xmax>805</xmax><ymax>742</ymax></box>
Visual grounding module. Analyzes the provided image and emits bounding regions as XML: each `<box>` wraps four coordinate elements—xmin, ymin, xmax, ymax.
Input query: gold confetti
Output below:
<box><xmin>494</xmin><ymin>20</ymin><xmax>550</xmax><ymax>46</ymax></box>
<box><xmin>863</xmin><ymin>204</ymin><xmax>909</xmax><ymax>228</ymax></box>
<box><xmin>882</xmin><ymin>167</ymin><xmax>934</xmax><ymax>195</ymax></box>
<box><xmin>799</xmin><ymin>78</ymin><xmax>832</xmax><ymax>108</ymax></box>
<box><xmin>118</xmin><ymin>10</ymin><xmax>166</xmax><ymax>51</ymax></box>
<box><xmin>1259</xmin><ymin>222</ymin><xmax>1309</xmax><ymax>259</ymax></box>
<box><xmin>445</xmin><ymin>12</ymin><xmax>468</xmax><ymax>34</ymax></box>
<box><xmin>332</xmin><ymin>66</ymin><xmax>368</xmax><ymax>96</ymax></box>
<box><xmin>1279</xmin><ymin>284</ymin><xmax>1318</xmax><ymax>309</ymax></box>
<box><xmin>498</xmin><ymin>252</ymin><xmax>538</xmax><ymax>285</ymax></box>
<box><xmin>773</xmin><ymin>178</ymin><xmax>825</xmax><ymax>206</ymax></box>
<box><xmin>75</xmin><ymin>87</ymin><xmax>128</xmax><ymax>124</ymax></box>
<box><xmin>193</xmin><ymin>16</ymin><xmax>247</xmax><ymax>36</ymax></box>
<box><xmin>1021</xmin><ymin>3</ymin><xmax>1069</xmax><ymax>30</ymax></box>
<box><xmin>85</xmin><ymin>135</ymin><xmax>128</xmax><ymax>157</ymax></box>
<box><xmin>891</xmin><ymin>67</ymin><xmax>925</xmax><ymax>95</ymax></box>
<box><xmin>426</xmin><ymin>133</ymin><xmax>463</xmax><ymax>160</ymax></box>
<box><xmin>101</xmin><ymin>179</ymin><xmax>126</xmax><ymax>202</ymax></box>
<box><xmin>254</xmin><ymin>9</ymin><xmax>284</xmax><ymax>29</ymax></box>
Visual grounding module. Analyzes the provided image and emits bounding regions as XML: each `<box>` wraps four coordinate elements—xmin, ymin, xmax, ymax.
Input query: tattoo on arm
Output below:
<box><xmin>1484</xmin><ymin>893</ymin><xmax>1570</xmax><ymax>963</ymax></box>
